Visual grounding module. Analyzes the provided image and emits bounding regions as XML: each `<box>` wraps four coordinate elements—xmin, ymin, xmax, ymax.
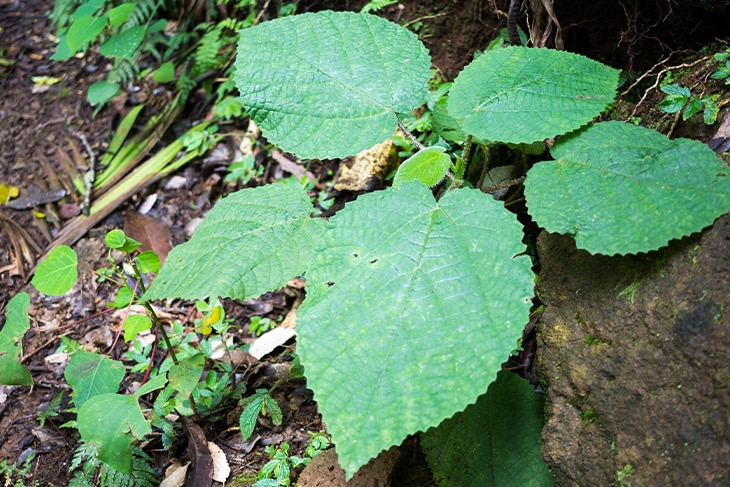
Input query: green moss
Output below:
<box><xmin>585</xmin><ymin>335</ymin><xmax>612</xmax><ymax>346</ymax></box>
<box><xmin>228</xmin><ymin>469</ymin><xmax>259</xmax><ymax>486</ymax></box>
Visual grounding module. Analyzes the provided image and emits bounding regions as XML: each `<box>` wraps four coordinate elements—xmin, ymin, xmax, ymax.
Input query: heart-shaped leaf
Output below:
<box><xmin>524</xmin><ymin>121</ymin><xmax>730</xmax><ymax>254</ymax></box>
<box><xmin>234</xmin><ymin>11</ymin><xmax>431</xmax><ymax>159</ymax></box>
<box><xmin>297</xmin><ymin>182</ymin><xmax>534</xmax><ymax>477</ymax></box>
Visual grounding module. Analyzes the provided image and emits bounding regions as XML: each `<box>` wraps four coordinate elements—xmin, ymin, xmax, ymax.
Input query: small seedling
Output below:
<box><xmin>0</xmin><ymin>453</ymin><xmax>39</xmax><ymax>487</ymax></box>
<box><xmin>658</xmin><ymin>83</ymin><xmax>719</xmax><ymax>124</ymax></box>
<box><xmin>254</xmin><ymin>442</ymin><xmax>308</xmax><ymax>487</ymax></box>
<box><xmin>226</xmin><ymin>154</ymin><xmax>263</xmax><ymax>185</ymax></box>
<box><xmin>248</xmin><ymin>315</ymin><xmax>276</xmax><ymax>337</ymax></box>
<box><xmin>239</xmin><ymin>389</ymin><xmax>283</xmax><ymax>440</ymax></box>
<box><xmin>710</xmin><ymin>47</ymin><xmax>730</xmax><ymax>84</ymax></box>
<box><xmin>37</xmin><ymin>391</ymin><xmax>63</xmax><ymax>427</ymax></box>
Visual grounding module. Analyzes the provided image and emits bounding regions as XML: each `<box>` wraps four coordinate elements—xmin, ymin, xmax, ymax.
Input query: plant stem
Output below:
<box><xmin>461</xmin><ymin>135</ymin><xmax>474</xmax><ymax>178</ymax></box>
<box><xmin>129</xmin><ymin>260</ymin><xmax>178</xmax><ymax>367</ymax></box>
<box><xmin>396</xmin><ymin>118</ymin><xmax>425</xmax><ymax>151</ymax></box>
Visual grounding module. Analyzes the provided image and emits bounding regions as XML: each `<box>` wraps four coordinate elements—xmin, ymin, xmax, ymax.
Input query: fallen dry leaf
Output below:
<box><xmin>123</xmin><ymin>211</ymin><xmax>172</xmax><ymax>264</ymax></box>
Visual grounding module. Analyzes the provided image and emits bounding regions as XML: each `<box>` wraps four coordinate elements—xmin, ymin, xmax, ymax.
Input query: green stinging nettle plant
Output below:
<box><xmin>6</xmin><ymin>9</ymin><xmax>729</xmax><ymax>486</ymax></box>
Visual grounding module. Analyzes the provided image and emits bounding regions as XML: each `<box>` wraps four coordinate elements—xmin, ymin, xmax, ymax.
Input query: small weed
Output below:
<box><xmin>37</xmin><ymin>391</ymin><xmax>63</xmax><ymax>427</ymax></box>
<box><xmin>249</xmin><ymin>315</ymin><xmax>276</xmax><ymax>337</ymax></box>
<box><xmin>615</xmin><ymin>463</ymin><xmax>634</xmax><ymax>486</ymax></box>
<box><xmin>585</xmin><ymin>335</ymin><xmax>612</xmax><ymax>346</ymax></box>
<box><xmin>658</xmin><ymin>83</ymin><xmax>719</xmax><ymax>125</ymax></box>
<box><xmin>710</xmin><ymin>46</ymin><xmax>730</xmax><ymax>84</ymax></box>
<box><xmin>0</xmin><ymin>453</ymin><xmax>39</xmax><ymax>487</ymax></box>
<box><xmin>239</xmin><ymin>389</ymin><xmax>283</xmax><ymax>440</ymax></box>
<box><xmin>254</xmin><ymin>442</ymin><xmax>309</xmax><ymax>487</ymax></box>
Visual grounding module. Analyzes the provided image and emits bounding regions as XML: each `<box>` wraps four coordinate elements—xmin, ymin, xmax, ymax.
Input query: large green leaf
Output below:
<box><xmin>145</xmin><ymin>182</ymin><xmax>324</xmax><ymax>301</ymax></box>
<box><xmin>0</xmin><ymin>293</ymin><xmax>32</xmax><ymax>386</ymax></box>
<box><xmin>65</xmin><ymin>350</ymin><xmax>125</xmax><ymax>409</ymax></box>
<box><xmin>77</xmin><ymin>393</ymin><xmax>151</xmax><ymax>475</ymax></box>
<box><xmin>524</xmin><ymin>121</ymin><xmax>730</xmax><ymax>255</ymax></box>
<box><xmin>297</xmin><ymin>182</ymin><xmax>534</xmax><ymax>477</ymax></box>
<box><xmin>422</xmin><ymin>371</ymin><xmax>553</xmax><ymax>487</ymax></box>
<box><xmin>234</xmin><ymin>11</ymin><xmax>431</xmax><ymax>159</ymax></box>
<box><xmin>448</xmin><ymin>46</ymin><xmax>619</xmax><ymax>144</ymax></box>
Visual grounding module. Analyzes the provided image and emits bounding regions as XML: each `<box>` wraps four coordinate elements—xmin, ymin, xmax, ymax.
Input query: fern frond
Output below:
<box><xmin>126</xmin><ymin>0</ymin><xmax>163</xmax><ymax>28</ymax></box>
<box><xmin>107</xmin><ymin>58</ymin><xmax>137</xmax><ymax>88</ymax></box>
<box><xmin>193</xmin><ymin>23</ymin><xmax>226</xmax><ymax>76</ymax></box>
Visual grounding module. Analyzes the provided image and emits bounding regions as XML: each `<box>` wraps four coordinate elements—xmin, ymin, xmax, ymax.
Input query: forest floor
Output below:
<box><xmin>1</xmin><ymin>0</ymin><xmax>728</xmax><ymax>485</ymax></box>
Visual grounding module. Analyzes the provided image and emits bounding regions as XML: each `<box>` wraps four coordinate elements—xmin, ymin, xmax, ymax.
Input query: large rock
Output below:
<box><xmin>536</xmin><ymin>214</ymin><xmax>730</xmax><ymax>486</ymax></box>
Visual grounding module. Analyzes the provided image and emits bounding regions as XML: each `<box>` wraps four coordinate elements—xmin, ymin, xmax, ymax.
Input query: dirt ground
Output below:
<box><xmin>0</xmin><ymin>0</ymin><xmax>729</xmax><ymax>485</ymax></box>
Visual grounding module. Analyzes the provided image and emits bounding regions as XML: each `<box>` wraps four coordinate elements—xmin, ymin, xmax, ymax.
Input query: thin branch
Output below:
<box><xmin>396</xmin><ymin>118</ymin><xmax>425</xmax><ymax>151</ymax></box>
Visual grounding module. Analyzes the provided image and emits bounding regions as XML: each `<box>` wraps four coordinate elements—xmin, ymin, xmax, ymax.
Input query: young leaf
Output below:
<box><xmin>448</xmin><ymin>46</ymin><xmax>619</xmax><ymax>144</ymax></box>
<box><xmin>134</xmin><ymin>371</ymin><xmax>167</xmax><ymax>397</ymax></box>
<box><xmin>393</xmin><ymin>147</ymin><xmax>452</xmax><ymax>188</ymax></box>
<box><xmin>107</xmin><ymin>3</ymin><xmax>135</xmax><ymax>26</ymax></box>
<box><xmin>152</xmin><ymin>61</ymin><xmax>176</xmax><ymax>83</ymax></box>
<box><xmin>422</xmin><ymin>371</ymin><xmax>553</xmax><ymax>487</ymax></box>
<box><xmin>65</xmin><ymin>350</ymin><xmax>126</xmax><ymax>409</ymax></box>
<box><xmin>145</xmin><ymin>182</ymin><xmax>325</xmax><ymax>302</ymax></box>
<box><xmin>297</xmin><ymin>182</ymin><xmax>534</xmax><ymax>477</ymax></box>
<box><xmin>109</xmin><ymin>285</ymin><xmax>133</xmax><ymax>309</ymax></box>
<box><xmin>239</xmin><ymin>395</ymin><xmax>264</xmax><ymax>440</ymax></box>
<box><xmin>105</xmin><ymin>229</ymin><xmax>141</xmax><ymax>253</ymax></box>
<box><xmin>234</xmin><ymin>11</ymin><xmax>431</xmax><ymax>159</ymax></box>
<box><xmin>87</xmin><ymin>80</ymin><xmax>120</xmax><ymax>106</ymax></box>
<box><xmin>31</xmin><ymin>245</ymin><xmax>78</xmax><ymax>296</ymax></box>
<box><xmin>0</xmin><ymin>293</ymin><xmax>33</xmax><ymax>386</ymax></box>
<box><xmin>262</xmin><ymin>392</ymin><xmax>283</xmax><ymax>425</ymax></box>
<box><xmin>123</xmin><ymin>314</ymin><xmax>152</xmax><ymax>341</ymax></box>
<box><xmin>77</xmin><ymin>393</ymin><xmax>151</xmax><ymax>475</ymax></box>
<box><xmin>524</xmin><ymin>121</ymin><xmax>730</xmax><ymax>255</ymax></box>
<box><xmin>136</xmin><ymin>250</ymin><xmax>160</xmax><ymax>274</ymax></box>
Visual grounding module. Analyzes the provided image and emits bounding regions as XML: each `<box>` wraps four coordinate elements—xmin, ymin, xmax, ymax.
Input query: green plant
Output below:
<box><xmin>21</xmin><ymin>229</ymin><xmax>260</xmax><ymax>479</ymax></box>
<box><xmin>68</xmin><ymin>443</ymin><xmax>158</xmax><ymax>487</ymax></box>
<box><xmin>710</xmin><ymin>47</ymin><xmax>730</xmax><ymax>84</ymax></box>
<box><xmin>226</xmin><ymin>154</ymin><xmax>264</xmax><ymax>185</ymax></box>
<box><xmin>0</xmin><ymin>453</ymin><xmax>39</xmax><ymax>487</ymax></box>
<box><xmin>254</xmin><ymin>442</ymin><xmax>309</xmax><ymax>487</ymax></box>
<box><xmin>11</xmin><ymin>8</ymin><xmax>730</xmax><ymax>485</ymax></box>
<box><xmin>304</xmin><ymin>431</ymin><xmax>331</xmax><ymax>458</ymax></box>
<box><xmin>48</xmin><ymin>0</ymin><xmax>257</xmax><ymax>108</ymax></box>
<box><xmin>37</xmin><ymin>391</ymin><xmax>64</xmax><ymax>427</ymax></box>
<box><xmin>248</xmin><ymin>315</ymin><xmax>276</xmax><ymax>336</ymax></box>
<box><xmin>239</xmin><ymin>389</ymin><xmax>283</xmax><ymax>440</ymax></box>
<box><xmin>615</xmin><ymin>463</ymin><xmax>635</xmax><ymax>487</ymax></box>
<box><xmin>48</xmin><ymin>0</ymin><xmax>172</xmax><ymax>106</ymax></box>
<box><xmin>658</xmin><ymin>83</ymin><xmax>719</xmax><ymax>124</ymax></box>
<box><xmin>140</xmin><ymin>10</ymin><xmax>730</xmax><ymax>481</ymax></box>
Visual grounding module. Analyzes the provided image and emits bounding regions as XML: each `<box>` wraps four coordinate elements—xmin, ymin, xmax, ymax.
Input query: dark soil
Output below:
<box><xmin>0</xmin><ymin>0</ymin><xmax>728</xmax><ymax>485</ymax></box>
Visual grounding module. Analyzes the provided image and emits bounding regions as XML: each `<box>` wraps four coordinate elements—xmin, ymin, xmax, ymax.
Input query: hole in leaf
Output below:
<box><xmin>327</xmin><ymin>281</ymin><xmax>335</xmax><ymax>287</ymax></box>
<box><xmin>370</xmin><ymin>259</ymin><xmax>378</xmax><ymax>264</ymax></box>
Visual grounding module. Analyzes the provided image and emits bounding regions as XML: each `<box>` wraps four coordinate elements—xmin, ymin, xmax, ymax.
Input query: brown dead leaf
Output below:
<box><xmin>123</xmin><ymin>211</ymin><xmax>172</xmax><ymax>264</ymax></box>
<box><xmin>334</xmin><ymin>137</ymin><xmax>396</xmax><ymax>192</ymax></box>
